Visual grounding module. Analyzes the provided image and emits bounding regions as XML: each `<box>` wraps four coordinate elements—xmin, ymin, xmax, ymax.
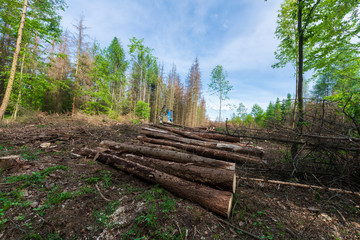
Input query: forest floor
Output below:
<box><xmin>0</xmin><ymin>114</ymin><xmax>359</xmax><ymax>240</ymax></box>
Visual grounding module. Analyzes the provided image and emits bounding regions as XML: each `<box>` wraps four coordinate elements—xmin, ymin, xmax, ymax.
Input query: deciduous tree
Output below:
<box><xmin>209</xmin><ymin>65</ymin><xmax>232</xmax><ymax>123</ymax></box>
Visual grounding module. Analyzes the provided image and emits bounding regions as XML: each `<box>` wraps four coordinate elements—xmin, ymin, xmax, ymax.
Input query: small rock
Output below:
<box><xmin>31</xmin><ymin>201</ymin><xmax>39</xmax><ymax>208</ymax></box>
<box><xmin>40</xmin><ymin>142</ymin><xmax>51</xmax><ymax>148</ymax></box>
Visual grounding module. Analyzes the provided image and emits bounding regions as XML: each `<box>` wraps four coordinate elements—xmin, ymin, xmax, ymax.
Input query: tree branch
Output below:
<box><xmin>303</xmin><ymin>0</ymin><xmax>321</xmax><ymax>32</ymax></box>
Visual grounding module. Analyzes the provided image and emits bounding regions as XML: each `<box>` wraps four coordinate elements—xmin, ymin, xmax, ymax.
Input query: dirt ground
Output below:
<box><xmin>0</xmin><ymin>114</ymin><xmax>359</xmax><ymax>240</ymax></box>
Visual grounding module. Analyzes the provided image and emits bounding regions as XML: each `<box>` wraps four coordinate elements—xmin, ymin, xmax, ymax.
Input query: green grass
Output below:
<box><xmin>6</xmin><ymin>165</ymin><xmax>69</xmax><ymax>187</ymax></box>
<box><xmin>122</xmin><ymin>185</ymin><xmax>183</xmax><ymax>240</ymax></box>
<box><xmin>93</xmin><ymin>200</ymin><xmax>121</xmax><ymax>227</ymax></box>
<box><xmin>35</xmin><ymin>185</ymin><xmax>93</xmax><ymax>216</ymax></box>
<box><xmin>83</xmin><ymin>170</ymin><xmax>112</xmax><ymax>188</ymax></box>
<box><xmin>20</xmin><ymin>145</ymin><xmax>43</xmax><ymax>161</ymax></box>
<box><xmin>0</xmin><ymin>165</ymin><xmax>74</xmax><ymax>229</ymax></box>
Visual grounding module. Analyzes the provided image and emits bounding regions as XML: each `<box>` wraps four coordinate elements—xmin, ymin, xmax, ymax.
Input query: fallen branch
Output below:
<box><xmin>216</xmin><ymin>217</ymin><xmax>262</xmax><ymax>240</ymax></box>
<box><xmin>95</xmin><ymin>184</ymin><xmax>111</xmax><ymax>202</ymax></box>
<box><xmin>239</xmin><ymin>177</ymin><xmax>360</xmax><ymax>197</ymax></box>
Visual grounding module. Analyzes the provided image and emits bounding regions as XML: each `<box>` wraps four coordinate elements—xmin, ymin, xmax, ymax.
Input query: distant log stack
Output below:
<box><xmin>79</xmin><ymin>123</ymin><xmax>266</xmax><ymax>218</ymax></box>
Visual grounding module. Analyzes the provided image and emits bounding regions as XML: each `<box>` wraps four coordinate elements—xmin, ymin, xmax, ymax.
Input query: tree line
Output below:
<box><xmin>0</xmin><ymin>1</ymin><xmax>208</xmax><ymax>126</ymax></box>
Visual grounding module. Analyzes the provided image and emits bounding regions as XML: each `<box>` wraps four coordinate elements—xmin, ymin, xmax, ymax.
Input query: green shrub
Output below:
<box><xmin>134</xmin><ymin>101</ymin><xmax>150</xmax><ymax>121</ymax></box>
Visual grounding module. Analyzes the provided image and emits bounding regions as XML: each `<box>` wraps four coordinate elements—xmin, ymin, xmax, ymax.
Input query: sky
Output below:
<box><xmin>60</xmin><ymin>0</ymin><xmax>298</xmax><ymax>121</ymax></box>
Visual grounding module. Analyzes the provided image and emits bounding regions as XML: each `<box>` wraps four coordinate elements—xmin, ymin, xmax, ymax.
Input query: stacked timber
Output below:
<box><xmin>79</xmin><ymin>123</ymin><xmax>265</xmax><ymax>218</ymax></box>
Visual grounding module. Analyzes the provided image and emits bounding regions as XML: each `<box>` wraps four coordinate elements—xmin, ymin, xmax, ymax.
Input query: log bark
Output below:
<box><xmin>100</xmin><ymin>140</ymin><xmax>235</xmax><ymax>171</ymax></box>
<box><xmin>80</xmin><ymin>148</ymin><xmax>233</xmax><ymax>218</ymax></box>
<box><xmin>196</xmin><ymin>132</ymin><xmax>241</xmax><ymax>143</ymax></box>
<box><xmin>153</xmin><ymin>124</ymin><xmax>212</xmax><ymax>142</ymax></box>
<box><xmin>141</xmin><ymin>142</ymin><xmax>183</xmax><ymax>152</ymax></box>
<box><xmin>122</xmin><ymin>153</ymin><xmax>236</xmax><ymax>193</ymax></box>
<box><xmin>141</xmin><ymin>128</ymin><xmax>264</xmax><ymax>157</ymax></box>
<box><xmin>137</xmin><ymin>136</ymin><xmax>263</xmax><ymax>165</ymax></box>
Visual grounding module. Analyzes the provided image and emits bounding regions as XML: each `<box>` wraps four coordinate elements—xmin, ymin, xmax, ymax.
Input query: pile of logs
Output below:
<box><xmin>79</xmin><ymin>123</ymin><xmax>264</xmax><ymax>218</ymax></box>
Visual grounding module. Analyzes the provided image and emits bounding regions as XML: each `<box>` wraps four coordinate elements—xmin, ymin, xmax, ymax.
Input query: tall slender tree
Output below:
<box><xmin>0</xmin><ymin>0</ymin><xmax>28</xmax><ymax>121</ymax></box>
<box><xmin>209</xmin><ymin>65</ymin><xmax>232</xmax><ymax>123</ymax></box>
<box><xmin>274</xmin><ymin>0</ymin><xmax>360</xmax><ymax>132</ymax></box>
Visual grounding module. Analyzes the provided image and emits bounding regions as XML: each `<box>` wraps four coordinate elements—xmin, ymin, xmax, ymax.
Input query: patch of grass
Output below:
<box><xmin>0</xmin><ymin>144</ymin><xmax>14</xmax><ymax>151</ymax></box>
<box><xmin>0</xmin><ymin>189</ymin><xmax>31</xmax><ymax>229</ymax></box>
<box><xmin>121</xmin><ymin>183</ymin><xmax>142</xmax><ymax>194</ymax></box>
<box><xmin>35</xmin><ymin>185</ymin><xmax>93</xmax><ymax>216</ymax></box>
<box><xmin>46</xmin><ymin>232</ymin><xmax>63</xmax><ymax>240</ymax></box>
<box><xmin>0</xmin><ymin>165</ymin><xmax>73</xmax><ymax>228</ymax></box>
<box><xmin>6</xmin><ymin>165</ymin><xmax>69</xmax><ymax>187</ymax></box>
<box><xmin>122</xmin><ymin>185</ymin><xmax>183</xmax><ymax>239</ymax></box>
<box><xmin>83</xmin><ymin>170</ymin><xmax>112</xmax><ymax>188</ymax></box>
<box><xmin>20</xmin><ymin>146</ymin><xmax>43</xmax><ymax>161</ymax></box>
<box><xmin>93</xmin><ymin>200</ymin><xmax>121</xmax><ymax>227</ymax></box>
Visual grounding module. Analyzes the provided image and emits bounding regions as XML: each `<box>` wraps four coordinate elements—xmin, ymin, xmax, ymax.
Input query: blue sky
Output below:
<box><xmin>60</xmin><ymin>0</ymin><xmax>297</xmax><ymax>121</ymax></box>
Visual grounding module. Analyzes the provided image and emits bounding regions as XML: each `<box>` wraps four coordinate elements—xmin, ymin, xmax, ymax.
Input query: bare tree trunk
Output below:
<box><xmin>13</xmin><ymin>46</ymin><xmax>27</xmax><ymax>120</ymax></box>
<box><xmin>219</xmin><ymin>93</ymin><xmax>222</xmax><ymax>124</ymax></box>
<box><xmin>0</xmin><ymin>0</ymin><xmax>28</xmax><ymax>121</ymax></box>
<box><xmin>72</xmin><ymin>16</ymin><xmax>84</xmax><ymax>116</ymax></box>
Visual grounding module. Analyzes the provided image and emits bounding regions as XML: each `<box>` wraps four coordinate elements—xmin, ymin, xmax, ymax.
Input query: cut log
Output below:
<box><xmin>79</xmin><ymin>148</ymin><xmax>233</xmax><ymax>218</ymax></box>
<box><xmin>122</xmin><ymin>153</ymin><xmax>236</xmax><ymax>193</ymax></box>
<box><xmin>141</xmin><ymin>129</ymin><xmax>264</xmax><ymax>157</ymax></box>
<box><xmin>153</xmin><ymin>124</ymin><xmax>212</xmax><ymax>142</ymax></box>
<box><xmin>137</xmin><ymin>136</ymin><xmax>263</xmax><ymax>165</ymax></box>
<box><xmin>100</xmin><ymin>140</ymin><xmax>235</xmax><ymax>171</ymax></box>
<box><xmin>142</xmin><ymin>142</ymin><xmax>183</xmax><ymax>152</ymax></box>
<box><xmin>197</xmin><ymin>132</ymin><xmax>241</xmax><ymax>143</ymax></box>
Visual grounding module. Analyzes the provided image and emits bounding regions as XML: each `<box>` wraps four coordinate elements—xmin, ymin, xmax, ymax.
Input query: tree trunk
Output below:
<box><xmin>0</xmin><ymin>0</ymin><xmax>28</xmax><ymax>121</ymax></box>
<box><xmin>219</xmin><ymin>92</ymin><xmax>222</xmax><ymax>123</ymax></box>
<box><xmin>137</xmin><ymin>136</ymin><xmax>262</xmax><ymax>165</ymax></box>
<box><xmin>80</xmin><ymin>148</ymin><xmax>233</xmax><ymax>218</ymax></box>
<box><xmin>297</xmin><ymin>0</ymin><xmax>304</xmax><ymax>135</ymax></box>
<box><xmin>72</xmin><ymin>16</ymin><xmax>84</xmax><ymax>116</ymax></box>
<box><xmin>13</xmin><ymin>46</ymin><xmax>27</xmax><ymax>120</ymax></box>
<box><xmin>99</xmin><ymin>140</ymin><xmax>235</xmax><ymax>170</ymax></box>
<box><xmin>141</xmin><ymin>128</ymin><xmax>264</xmax><ymax>157</ymax></box>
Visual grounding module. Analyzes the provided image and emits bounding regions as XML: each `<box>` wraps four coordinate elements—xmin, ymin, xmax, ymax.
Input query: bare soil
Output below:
<box><xmin>0</xmin><ymin>114</ymin><xmax>359</xmax><ymax>240</ymax></box>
